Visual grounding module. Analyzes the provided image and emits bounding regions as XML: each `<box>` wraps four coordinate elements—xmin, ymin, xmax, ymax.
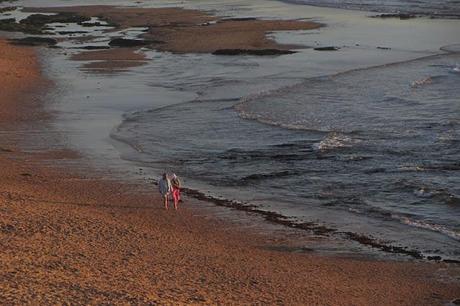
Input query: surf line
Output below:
<box><xmin>182</xmin><ymin>187</ymin><xmax>460</xmax><ymax>263</ymax></box>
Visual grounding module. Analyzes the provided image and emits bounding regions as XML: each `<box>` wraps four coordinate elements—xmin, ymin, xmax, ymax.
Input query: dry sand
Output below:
<box><xmin>1</xmin><ymin>31</ymin><xmax>460</xmax><ymax>306</ymax></box>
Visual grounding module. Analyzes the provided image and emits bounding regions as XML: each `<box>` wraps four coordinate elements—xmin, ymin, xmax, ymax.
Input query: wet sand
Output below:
<box><xmin>27</xmin><ymin>5</ymin><xmax>320</xmax><ymax>53</ymax></box>
<box><xmin>0</xmin><ymin>39</ymin><xmax>48</xmax><ymax>125</ymax></box>
<box><xmin>71</xmin><ymin>48</ymin><xmax>148</xmax><ymax>72</ymax></box>
<box><xmin>1</xmin><ymin>39</ymin><xmax>460</xmax><ymax>305</ymax></box>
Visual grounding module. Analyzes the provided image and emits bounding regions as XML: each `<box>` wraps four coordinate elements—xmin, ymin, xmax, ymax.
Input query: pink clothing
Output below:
<box><xmin>172</xmin><ymin>187</ymin><xmax>181</xmax><ymax>203</ymax></box>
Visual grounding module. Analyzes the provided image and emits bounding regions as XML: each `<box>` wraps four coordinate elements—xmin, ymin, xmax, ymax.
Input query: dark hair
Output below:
<box><xmin>162</xmin><ymin>173</ymin><xmax>167</xmax><ymax>179</ymax></box>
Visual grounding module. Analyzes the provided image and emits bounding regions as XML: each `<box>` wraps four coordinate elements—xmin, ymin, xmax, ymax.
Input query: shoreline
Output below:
<box><xmin>1</xmin><ymin>2</ymin><xmax>460</xmax><ymax>303</ymax></box>
<box><xmin>1</xmin><ymin>38</ymin><xmax>460</xmax><ymax>305</ymax></box>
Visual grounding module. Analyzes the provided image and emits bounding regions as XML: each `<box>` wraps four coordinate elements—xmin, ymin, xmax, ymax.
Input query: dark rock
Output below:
<box><xmin>0</xmin><ymin>6</ymin><xmax>16</xmax><ymax>13</ymax></box>
<box><xmin>108</xmin><ymin>38</ymin><xmax>155</xmax><ymax>47</ymax></box>
<box><xmin>10</xmin><ymin>37</ymin><xmax>57</xmax><ymax>47</ymax></box>
<box><xmin>371</xmin><ymin>13</ymin><xmax>416</xmax><ymax>20</ymax></box>
<box><xmin>443</xmin><ymin>259</ymin><xmax>460</xmax><ymax>264</ymax></box>
<box><xmin>20</xmin><ymin>12</ymin><xmax>91</xmax><ymax>27</ymax></box>
<box><xmin>1</xmin><ymin>12</ymin><xmax>90</xmax><ymax>34</ymax></box>
<box><xmin>221</xmin><ymin>17</ymin><xmax>257</xmax><ymax>22</ymax></box>
<box><xmin>76</xmin><ymin>45</ymin><xmax>110</xmax><ymax>50</ymax></box>
<box><xmin>314</xmin><ymin>46</ymin><xmax>340</xmax><ymax>51</ymax></box>
<box><xmin>78</xmin><ymin>21</ymin><xmax>106</xmax><ymax>27</ymax></box>
<box><xmin>212</xmin><ymin>49</ymin><xmax>296</xmax><ymax>56</ymax></box>
<box><xmin>57</xmin><ymin>31</ymin><xmax>88</xmax><ymax>35</ymax></box>
<box><xmin>0</xmin><ymin>18</ymin><xmax>44</xmax><ymax>34</ymax></box>
<box><xmin>93</xmin><ymin>15</ymin><xmax>120</xmax><ymax>28</ymax></box>
<box><xmin>426</xmin><ymin>256</ymin><xmax>442</xmax><ymax>261</ymax></box>
<box><xmin>451</xmin><ymin>298</ymin><xmax>460</xmax><ymax>305</ymax></box>
<box><xmin>377</xmin><ymin>46</ymin><xmax>392</xmax><ymax>50</ymax></box>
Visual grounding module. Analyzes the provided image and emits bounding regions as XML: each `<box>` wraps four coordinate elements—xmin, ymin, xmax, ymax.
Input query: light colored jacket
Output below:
<box><xmin>159</xmin><ymin>178</ymin><xmax>171</xmax><ymax>195</ymax></box>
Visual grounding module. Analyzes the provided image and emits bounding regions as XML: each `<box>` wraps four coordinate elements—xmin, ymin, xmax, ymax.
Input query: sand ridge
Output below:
<box><xmin>26</xmin><ymin>5</ymin><xmax>320</xmax><ymax>53</ymax></box>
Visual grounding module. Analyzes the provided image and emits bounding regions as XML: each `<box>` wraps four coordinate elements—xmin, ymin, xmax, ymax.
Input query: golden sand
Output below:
<box><xmin>1</xmin><ymin>29</ymin><xmax>459</xmax><ymax>306</ymax></box>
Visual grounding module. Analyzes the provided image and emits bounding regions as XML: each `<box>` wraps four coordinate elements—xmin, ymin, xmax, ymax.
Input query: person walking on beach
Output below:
<box><xmin>158</xmin><ymin>173</ymin><xmax>172</xmax><ymax>210</ymax></box>
<box><xmin>171</xmin><ymin>173</ymin><xmax>182</xmax><ymax>210</ymax></box>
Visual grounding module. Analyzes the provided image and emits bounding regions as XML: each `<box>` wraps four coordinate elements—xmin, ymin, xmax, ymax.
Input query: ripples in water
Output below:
<box><xmin>113</xmin><ymin>51</ymin><xmax>460</xmax><ymax>260</ymax></box>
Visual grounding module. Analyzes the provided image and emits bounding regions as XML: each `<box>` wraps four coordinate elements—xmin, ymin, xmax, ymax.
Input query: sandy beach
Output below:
<box><xmin>1</xmin><ymin>2</ymin><xmax>460</xmax><ymax>304</ymax></box>
<box><xmin>1</xmin><ymin>37</ymin><xmax>460</xmax><ymax>304</ymax></box>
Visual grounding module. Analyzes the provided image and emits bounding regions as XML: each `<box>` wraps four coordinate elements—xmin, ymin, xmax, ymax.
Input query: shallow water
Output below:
<box><xmin>114</xmin><ymin>52</ymin><xmax>460</xmax><ymax>260</ymax></box>
<box><xmin>281</xmin><ymin>0</ymin><xmax>460</xmax><ymax>18</ymax></box>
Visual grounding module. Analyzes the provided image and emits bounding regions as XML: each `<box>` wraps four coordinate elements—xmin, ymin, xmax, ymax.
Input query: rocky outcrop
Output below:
<box><xmin>20</xmin><ymin>12</ymin><xmax>91</xmax><ymax>26</ymax></box>
<box><xmin>314</xmin><ymin>46</ymin><xmax>340</xmax><ymax>51</ymax></box>
<box><xmin>108</xmin><ymin>38</ymin><xmax>159</xmax><ymax>47</ymax></box>
<box><xmin>0</xmin><ymin>12</ymin><xmax>91</xmax><ymax>34</ymax></box>
<box><xmin>10</xmin><ymin>37</ymin><xmax>57</xmax><ymax>47</ymax></box>
<box><xmin>76</xmin><ymin>46</ymin><xmax>111</xmax><ymax>50</ymax></box>
<box><xmin>212</xmin><ymin>48</ymin><xmax>296</xmax><ymax>56</ymax></box>
<box><xmin>371</xmin><ymin>13</ymin><xmax>416</xmax><ymax>20</ymax></box>
<box><xmin>0</xmin><ymin>6</ymin><xmax>17</xmax><ymax>13</ymax></box>
<box><xmin>0</xmin><ymin>18</ymin><xmax>44</xmax><ymax>34</ymax></box>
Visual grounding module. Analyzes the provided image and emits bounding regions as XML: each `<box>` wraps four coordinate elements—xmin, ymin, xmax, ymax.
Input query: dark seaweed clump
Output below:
<box><xmin>213</xmin><ymin>49</ymin><xmax>296</xmax><ymax>56</ymax></box>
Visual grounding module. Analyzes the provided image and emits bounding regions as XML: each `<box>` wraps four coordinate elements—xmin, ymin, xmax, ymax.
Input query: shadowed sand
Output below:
<box><xmin>27</xmin><ymin>5</ymin><xmax>320</xmax><ymax>53</ymax></box>
<box><xmin>1</xmin><ymin>30</ymin><xmax>460</xmax><ymax>306</ymax></box>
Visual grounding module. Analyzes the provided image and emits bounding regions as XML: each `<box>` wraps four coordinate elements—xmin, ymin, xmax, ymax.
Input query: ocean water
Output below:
<box><xmin>281</xmin><ymin>0</ymin><xmax>460</xmax><ymax>18</ymax></box>
<box><xmin>113</xmin><ymin>49</ymin><xmax>460</xmax><ymax>260</ymax></box>
<box><xmin>9</xmin><ymin>0</ymin><xmax>460</xmax><ymax>18</ymax></box>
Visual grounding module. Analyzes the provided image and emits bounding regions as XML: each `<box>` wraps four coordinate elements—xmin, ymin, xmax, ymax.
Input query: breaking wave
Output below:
<box><xmin>393</xmin><ymin>215</ymin><xmax>460</xmax><ymax>241</ymax></box>
<box><xmin>313</xmin><ymin>132</ymin><xmax>358</xmax><ymax>151</ymax></box>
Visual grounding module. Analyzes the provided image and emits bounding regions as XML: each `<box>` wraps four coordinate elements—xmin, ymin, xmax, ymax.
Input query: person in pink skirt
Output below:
<box><xmin>171</xmin><ymin>173</ymin><xmax>182</xmax><ymax>210</ymax></box>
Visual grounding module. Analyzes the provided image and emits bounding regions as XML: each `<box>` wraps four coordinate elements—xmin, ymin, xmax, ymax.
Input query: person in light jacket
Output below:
<box><xmin>158</xmin><ymin>173</ymin><xmax>172</xmax><ymax>210</ymax></box>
